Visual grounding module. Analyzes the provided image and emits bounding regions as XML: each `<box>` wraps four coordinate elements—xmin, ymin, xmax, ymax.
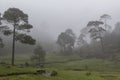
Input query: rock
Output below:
<box><xmin>36</xmin><ymin>70</ymin><xmax>46</xmax><ymax>74</ymax></box>
<box><xmin>42</xmin><ymin>72</ymin><xmax>51</xmax><ymax>77</ymax></box>
<box><xmin>36</xmin><ymin>70</ymin><xmax>58</xmax><ymax>77</ymax></box>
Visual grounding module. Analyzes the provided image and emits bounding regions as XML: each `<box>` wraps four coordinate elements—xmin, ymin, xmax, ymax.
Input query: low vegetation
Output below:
<box><xmin>0</xmin><ymin>54</ymin><xmax>120</xmax><ymax>80</ymax></box>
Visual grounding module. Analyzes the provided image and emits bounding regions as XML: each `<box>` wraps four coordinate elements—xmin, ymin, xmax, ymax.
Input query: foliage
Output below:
<box><xmin>57</xmin><ymin>29</ymin><xmax>76</xmax><ymax>55</ymax></box>
<box><xmin>3</xmin><ymin>8</ymin><xmax>28</xmax><ymax>23</ymax></box>
<box><xmin>77</xmin><ymin>14</ymin><xmax>114</xmax><ymax>59</ymax></box>
<box><xmin>2</xmin><ymin>8</ymin><xmax>36</xmax><ymax>44</ymax></box>
<box><xmin>31</xmin><ymin>45</ymin><xmax>46</xmax><ymax>67</ymax></box>
<box><xmin>15</xmin><ymin>34</ymin><xmax>36</xmax><ymax>45</ymax></box>
<box><xmin>87</xmin><ymin>21</ymin><xmax>105</xmax><ymax>40</ymax></box>
<box><xmin>100</xmin><ymin>14</ymin><xmax>112</xmax><ymax>31</ymax></box>
<box><xmin>100</xmin><ymin>14</ymin><xmax>111</xmax><ymax>20</ymax></box>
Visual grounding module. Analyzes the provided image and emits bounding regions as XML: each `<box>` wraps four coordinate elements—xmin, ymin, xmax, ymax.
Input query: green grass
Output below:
<box><xmin>0</xmin><ymin>54</ymin><xmax>31</xmax><ymax>65</ymax></box>
<box><xmin>0</xmin><ymin>65</ymin><xmax>106</xmax><ymax>80</ymax></box>
<box><xmin>0</xmin><ymin>66</ymin><xmax>120</xmax><ymax>80</ymax></box>
<box><xmin>0</xmin><ymin>66</ymin><xmax>36</xmax><ymax>75</ymax></box>
<box><xmin>0</xmin><ymin>53</ymin><xmax>120</xmax><ymax>80</ymax></box>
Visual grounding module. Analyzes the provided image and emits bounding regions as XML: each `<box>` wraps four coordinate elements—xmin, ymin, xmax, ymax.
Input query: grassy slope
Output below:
<box><xmin>0</xmin><ymin>53</ymin><xmax>120</xmax><ymax>80</ymax></box>
<box><xmin>0</xmin><ymin>65</ymin><xmax>105</xmax><ymax>80</ymax></box>
<box><xmin>0</xmin><ymin>66</ymin><xmax>120</xmax><ymax>80</ymax></box>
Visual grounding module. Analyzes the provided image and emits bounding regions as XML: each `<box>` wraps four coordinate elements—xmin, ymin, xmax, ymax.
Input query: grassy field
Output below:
<box><xmin>0</xmin><ymin>65</ymin><xmax>120</xmax><ymax>80</ymax></box>
<box><xmin>0</xmin><ymin>53</ymin><xmax>120</xmax><ymax>80</ymax></box>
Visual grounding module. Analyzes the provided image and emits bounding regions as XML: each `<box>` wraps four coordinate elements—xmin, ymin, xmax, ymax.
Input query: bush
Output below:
<box><xmin>85</xmin><ymin>72</ymin><xmax>91</xmax><ymax>76</ymax></box>
<box><xmin>51</xmin><ymin>71</ymin><xmax>58</xmax><ymax>76</ymax></box>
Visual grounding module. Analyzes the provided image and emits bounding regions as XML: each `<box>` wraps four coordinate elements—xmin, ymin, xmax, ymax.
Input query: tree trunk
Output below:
<box><xmin>63</xmin><ymin>46</ymin><xmax>65</xmax><ymax>52</ymax></box>
<box><xmin>100</xmin><ymin>37</ymin><xmax>104</xmax><ymax>54</ymax></box>
<box><xmin>98</xmin><ymin>25</ymin><xmax>105</xmax><ymax>58</ymax></box>
<box><xmin>38</xmin><ymin>54</ymin><xmax>41</xmax><ymax>66</ymax></box>
<box><xmin>12</xmin><ymin>23</ymin><xmax>16</xmax><ymax>66</ymax></box>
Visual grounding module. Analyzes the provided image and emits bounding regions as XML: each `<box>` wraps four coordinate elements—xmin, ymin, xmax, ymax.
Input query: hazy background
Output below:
<box><xmin>0</xmin><ymin>0</ymin><xmax>120</xmax><ymax>54</ymax></box>
<box><xmin>0</xmin><ymin>0</ymin><xmax>120</xmax><ymax>39</ymax></box>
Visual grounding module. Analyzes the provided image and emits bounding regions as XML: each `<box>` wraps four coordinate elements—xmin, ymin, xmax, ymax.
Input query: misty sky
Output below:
<box><xmin>0</xmin><ymin>0</ymin><xmax>120</xmax><ymax>40</ymax></box>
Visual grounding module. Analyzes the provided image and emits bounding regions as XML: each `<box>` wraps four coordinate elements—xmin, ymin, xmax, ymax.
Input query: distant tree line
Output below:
<box><xmin>57</xmin><ymin>14</ymin><xmax>120</xmax><ymax>61</ymax></box>
<box><xmin>1</xmin><ymin>7</ymin><xmax>120</xmax><ymax>66</ymax></box>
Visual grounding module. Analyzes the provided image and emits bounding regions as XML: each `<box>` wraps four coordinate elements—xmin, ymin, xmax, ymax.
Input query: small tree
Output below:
<box><xmin>31</xmin><ymin>45</ymin><xmax>46</xmax><ymax>67</ymax></box>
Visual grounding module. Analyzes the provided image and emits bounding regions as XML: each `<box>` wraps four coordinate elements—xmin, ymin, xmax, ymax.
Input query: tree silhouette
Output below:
<box><xmin>100</xmin><ymin>14</ymin><xmax>111</xmax><ymax>30</ymax></box>
<box><xmin>57</xmin><ymin>29</ymin><xmax>75</xmax><ymax>55</ymax></box>
<box><xmin>0</xmin><ymin>13</ymin><xmax>5</xmax><ymax>48</ymax></box>
<box><xmin>31</xmin><ymin>45</ymin><xmax>46</xmax><ymax>67</ymax></box>
<box><xmin>1</xmin><ymin>8</ymin><xmax>36</xmax><ymax>65</ymax></box>
<box><xmin>87</xmin><ymin>21</ymin><xmax>106</xmax><ymax>56</ymax></box>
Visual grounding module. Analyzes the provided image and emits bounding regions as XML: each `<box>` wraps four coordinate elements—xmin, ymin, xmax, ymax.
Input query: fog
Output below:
<box><xmin>0</xmin><ymin>0</ymin><xmax>120</xmax><ymax>40</ymax></box>
<box><xmin>1</xmin><ymin>1</ymin><xmax>120</xmax><ymax>77</ymax></box>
